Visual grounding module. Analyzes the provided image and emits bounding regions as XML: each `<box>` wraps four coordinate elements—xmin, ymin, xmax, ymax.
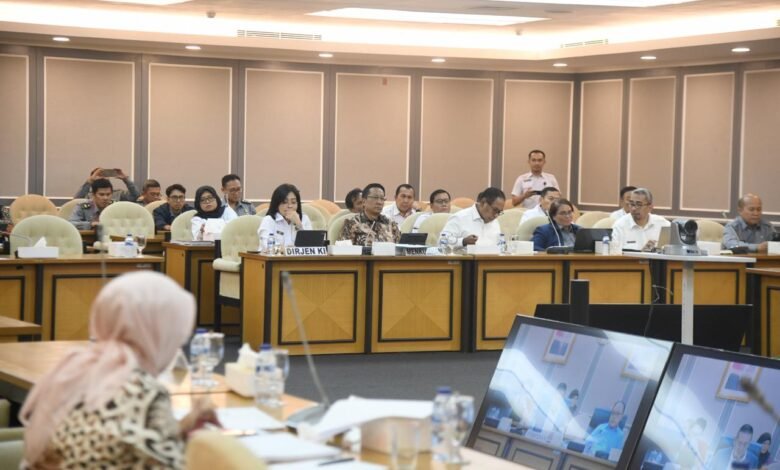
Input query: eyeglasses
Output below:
<box><xmin>169</xmin><ymin>195</ymin><xmax>185</xmax><ymax>201</ymax></box>
<box><xmin>199</xmin><ymin>196</ymin><xmax>216</xmax><ymax>204</ymax></box>
<box><xmin>628</xmin><ymin>201</ymin><xmax>649</xmax><ymax>208</ymax></box>
<box><xmin>433</xmin><ymin>199</ymin><xmax>450</xmax><ymax>205</ymax></box>
<box><xmin>366</xmin><ymin>195</ymin><xmax>387</xmax><ymax>202</ymax></box>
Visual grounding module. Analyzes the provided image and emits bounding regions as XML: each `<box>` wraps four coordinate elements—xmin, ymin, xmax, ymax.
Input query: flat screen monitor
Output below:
<box><xmin>294</xmin><ymin>230</ymin><xmax>327</xmax><ymax>247</ymax></box>
<box><xmin>628</xmin><ymin>344</ymin><xmax>780</xmax><ymax>469</ymax></box>
<box><xmin>467</xmin><ymin>316</ymin><xmax>672</xmax><ymax>469</ymax></box>
<box><xmin>574</xmin><ymin>228</ymin><xmax>614</xmax><ymax>253</ymax></box>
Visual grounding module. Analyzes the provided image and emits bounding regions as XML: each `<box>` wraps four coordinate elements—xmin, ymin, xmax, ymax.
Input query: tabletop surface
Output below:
<box><xmin>0</xmin><ymin>316</ymin><xmax>41</xmax><ymax>336</ymax></box>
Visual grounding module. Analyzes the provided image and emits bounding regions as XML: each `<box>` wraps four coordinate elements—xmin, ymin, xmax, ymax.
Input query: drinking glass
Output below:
<box><xmin>274</xmin><ymin>234</ymin><xmax>285</xmax><ymax>255</ymax></box>
<box><xmin>447</xmin><ymin>394</ymin><xmax>475</xmax><ymax>464</ymax></box>
<box><xmin>391</xmin><ymin>420</ymin><xmax>420</xmax><ymax>470</ymax></box>
<box><xmin>134</xmin><ymin>234</ymin><xmax>147</xmax><ymax>256</ymax></box>
<box><xmin>447</xmin><ymin>233</ymin><xmax>458</xmax><ymax>255</ymax></box>
<box><xmin>201</xmin><ymin>332</ymin><xmax>224</xmax><ymax>388</ymax></box>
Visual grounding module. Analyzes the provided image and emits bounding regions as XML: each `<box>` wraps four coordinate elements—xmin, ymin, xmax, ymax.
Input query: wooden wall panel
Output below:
<box><xmin>579</xmin><ymin>80</ymin><xmax>622</xmax><ymax>206</ymax></box>
<box><xmin>0</xmin><ymin>55</ymin><xmax>28</xmax><ymax>197</ymax></box>
<box><xmin>742</xmin><ymin>69</ymin><xmax>780</xmax><ymax>215</ymax></box>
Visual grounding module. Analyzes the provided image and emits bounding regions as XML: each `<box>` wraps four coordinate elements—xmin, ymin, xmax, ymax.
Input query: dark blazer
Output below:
<box><xmin>153</xmin><ymin>203</ymin><xmax>194</xmax><ymax>231</ymax></box>
<box><xmin>533</xmin><ymin>223</ymin><xmax>582</xmax><ymax>251</ymax></box>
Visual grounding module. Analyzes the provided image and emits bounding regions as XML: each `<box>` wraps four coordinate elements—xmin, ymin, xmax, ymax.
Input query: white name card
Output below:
<box><xmin>284</xmin><ymin>246</ymin><xmax>328</xmax><ymax>256</ymax></box>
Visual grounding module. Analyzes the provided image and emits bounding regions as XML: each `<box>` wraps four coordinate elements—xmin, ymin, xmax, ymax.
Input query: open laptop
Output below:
<box><xmin>294</xmin><ymin>230</ymin><xmax>328</xmax><ymax>247</ymax></box>
<box><xmin>574</xmin><ymin>228</ymin><xmax>613</xmax><ymax>253</ymax></box>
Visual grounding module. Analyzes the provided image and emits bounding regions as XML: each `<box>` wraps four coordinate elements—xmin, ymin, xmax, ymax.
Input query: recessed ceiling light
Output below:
<box><xmin>52</xmin><ymin>36</ymin><xmax>70</xmax><ymax>42</ymax></box>
<box><xmin>641</xmin><ymin>55</ymin><xmax>657</xmax><ymax>60</ymax></box>
<box><xmin>488</xmin><ymin>0</ymin><xmax>696</xmax><ymax>6</ymax></box>
<box><xmin>318</xmin><ymin>52</ymin><xmax>334</xmax><ymax>58</ymax></box>
<box><xmin>185</xmin><ymin>45</ymin><xmax>201</xmax><ymax>51</ymax></box>
<box><xmin>553</xmin><ymin>62</ymin><xmax>568</xmax><ymax>67</ymax></box>
<box><xmin>731</xmin><ymin>47</ymin><xmax>750</xmax><ymax>53</ymax></box>
<box><xmin>309</xmin><ymin>8</ymin><xmax>546</xmax><ymax>26</ymax></box>
<box><xmin>432</xmin><ymin>58</ymin><xmax>446</xmax><ymax>63</ymax></box>
<box><xmin>99</xmin><ymin>0</ymin><xmax>192</xmax><ymax>5</ymax></box>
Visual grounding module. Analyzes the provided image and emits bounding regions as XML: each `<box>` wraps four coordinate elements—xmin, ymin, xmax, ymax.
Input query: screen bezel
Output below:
<box><xmin>466</xmin><ymin>315</ymin><xmax>672</xmax><ymax>469</ymax></box>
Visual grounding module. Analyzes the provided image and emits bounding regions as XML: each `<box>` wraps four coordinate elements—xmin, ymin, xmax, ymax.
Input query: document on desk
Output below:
<box><xmin>270</xmin><ymin>460</ymin><xmax>386</xmax><ymax>469</ymax></box>
<box><xmin>309</xmin><ymin>396</ymin><xmax>432</xmax><ymax>441</ymax></box>
<box><xmin>240</xmin><ymin>433</ymin><xmax>340</xmax><ymax>462</ymax></box>
<box><xmin>174</xmin><ymin>406</ymin><xmax>284</xmax><ymax>431</ymax></box>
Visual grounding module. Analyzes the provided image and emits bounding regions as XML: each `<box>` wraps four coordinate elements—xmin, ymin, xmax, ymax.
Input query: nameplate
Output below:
<box><xmin>284</xmin><ymin>246</ymin><xmax>328</xmax><ymax>256</ymax></box>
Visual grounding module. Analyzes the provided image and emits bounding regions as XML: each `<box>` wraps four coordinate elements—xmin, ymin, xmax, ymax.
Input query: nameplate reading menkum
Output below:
<box><xmin>284</xmin><ymin>246</ymin><xmax>328</xmax><ymax>256</ymax></box>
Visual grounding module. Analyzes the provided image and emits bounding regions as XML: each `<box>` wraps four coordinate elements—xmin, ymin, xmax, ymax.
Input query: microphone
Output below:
<box><xmin>740</xmin><ymin>376</ymin><xmax>780</xmax><ymax>422</ymax></box>
<box><xmin>546</xmin><ymin>209</ymin><xmax>562</xmax><ymax>247</ymax></box>
<box><xmin>281</xmin><ymin>271</ymin><xmax>331</xmax><ymax>428</ymax></box>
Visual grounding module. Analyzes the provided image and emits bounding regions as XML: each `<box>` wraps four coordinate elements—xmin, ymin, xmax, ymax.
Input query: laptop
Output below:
<box><xmin>573</xmin><ymin>228</ymin><xmax>613</xmax><ymax>253</ymax></box>
<box><xmin>399</xmin><ymin>232</ymin><xmax>427</xmax><ymax>245</ymax></box>
<box><xmin>294</xmin><ymin>230</ymin><xmax>328</xmax><ymax>247</ymax></box>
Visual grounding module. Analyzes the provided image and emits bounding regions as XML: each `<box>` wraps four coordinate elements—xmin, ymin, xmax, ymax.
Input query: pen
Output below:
<box><xmin>318</xmin><ymin>457</ymin><xmax>355</xmax><ymax>466</ymax></box>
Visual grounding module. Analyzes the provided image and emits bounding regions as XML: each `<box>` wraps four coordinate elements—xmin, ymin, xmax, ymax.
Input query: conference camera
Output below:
<box><xmin>661</xmin><ymin>219</ymin><xmax>705</xmax><ymax>256</ymax></box>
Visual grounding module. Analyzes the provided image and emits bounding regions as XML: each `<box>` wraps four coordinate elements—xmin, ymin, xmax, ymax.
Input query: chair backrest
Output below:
<box><xmin>576</xmin><ymin>211</ymin><xmax>611</xmax><ymax>228</ymax></box>
<box><xmin>400</xmin><ymin>211</ymin><xmax>425</xmax><ymax>233</ymax></box>
<box><xmin>497</xmin><ymin>211</ymin><xmax>524</xmax><ymax>237</ymax></box>
<box><xmin>331</xmin><ymin>208</ymin><xmax>352</xmax><ymax>222</ymax></box>
<box><xmin>144</xmin><ymin>200</ymin><xmax>167</xmax><ymax>214</ymax></box>
<box><xmin>515</xmin><ymin>216</ymin><xmax>549</xmax><ymax>241</ymax></box>
<box><xmin>452</xmin><ymin>197</ymin><xmax>475</xmax><ymax>208</ymax></box>
<box><xmin>416</xmin><ymin>200</ymin><xmax>430</xmax><ymax>212</ymax></box>
<box><xmin>9</xmin><ymin>194</ymin><xmax>58</xmax><ymax>224</ymax></box>
<box><xmin>301</xmin><ymin>204</ymin><xmax>327</xmax><ymax>230</ymax></box>
<box><xmin>57</xmin><ymin>199</ymin><xmax>86</xmax><ymax>221</ymax></box>
<box><xmin>219</xmin><ymin>215</ymin><xmax>262</xmax><ymax>262</ymax></box>
<box><xmin>255</xmin><ymin>202</ymin><xmax>269</xmax><ymax>213</ymax></box>
<box><xmin>593</xmin><ymin>217</ymin><xmax>617</xmax><ymax>229</ymax></box>
<box><xmin>305</xmin><ymin>203</ymin><xmax>331</xmax><ymax>225</ymax></box>
<box><xmin>10</xmin><ymin>214</ymin><xmax>84</xmax><ymax>255</ymax></box>
<box><xmin>328</xmin><ymin>214</ymin><xmax>351</xmax><ymax>245</ymax></box>
<box><xmin>170</xmin><ymin>210</ymin><xmax>197</xmax><ymax>241</ymax></box>
<box><xmin>450</xmin><ymin>205</ymin><xmax>463</xmax><ymax>213</ymax></box>
<box><xmin>504</xmin><ymin>198</ymin><xmax>516</xmax><ymax>210</ymax></box>
<box><xmin>99</xmin><ymin>201</ymin><xmax>155</xmax><ymax>238</ymax></box>
<box><xmin>256</xmin><ymin>207</ymin><xmax>268</xmax><ymax>218</ymax></box>
<box><xmin>309</xmin><ymin>199</ymin><xmax>342</xmax><ymax>215</ymax></box>
<box><xmin>185</xmin><ymin>430</ymin><xmax>266</xmax><ymax>470</ymax></box>
<box><xmin>696</xmin><ymin>219</ymin><xmax>725</xmax><ymax>242</ymax></box>
<box><xmin>418</xmin><ymin>213</ymin><xmax>451</xmax><ymax>246</ymax></box>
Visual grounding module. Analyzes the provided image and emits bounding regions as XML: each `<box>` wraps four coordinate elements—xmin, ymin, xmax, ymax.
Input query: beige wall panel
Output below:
<box><xmin>245</xmin><ymin>69</ymin><xmax>322</xmax><ymax>201</ymax></box>
<box><xmin>0</xmin><ymin>55</ymin><xmax>28</xmax><ymax>197</ymax></box>
<box><xmin>579</xmin><ymin>80</ymin><xmax>622</xmax><ymax>206</ymax></box>
<box><xmin>45</xmin><ymin>58</ymin><xmax>134</xmax><ymax>198</ymax></box>
<box><xmin>742</xmin><ymin>69</ymin><xmax>780</xmax><ymax>215</ymax></box>
<box><xmin>149</xmin><ymin>64</ymin><xmax>231</xmax><ymax>196</ymax></box>
<box><xmin>627</xmin><ymin>77</ymin><xmax>676</xmax><ymax>209</ymax></box>
<box><xmin>503</xmin><ymin>80</ymin><xmax>572</xmax><ymax>198</ymax></box>
<box><xmin>681</xmin><ymin>73</ymin><xmax>733</xmax><ymax>211</ymax></box>
<box><xmin>421</xmin><ymin>77</ymin><xmax>493</xmax><ymax>200</ymax></box>
<box><xmin>334</xmin><ymin>74</ymin><xmax>409</xmax><ymax>202</ymax></box>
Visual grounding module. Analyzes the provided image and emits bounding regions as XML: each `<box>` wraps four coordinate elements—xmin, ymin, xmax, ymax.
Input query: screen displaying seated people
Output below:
<box><xmin>468</xmin><ymin>316</ymin><xmax>672</xmax><ymax>469</ymax></box>
<box><xmin>630</xmin><ymin>344</ymin><xmax>780</xmax><ymax>470</ymax></box>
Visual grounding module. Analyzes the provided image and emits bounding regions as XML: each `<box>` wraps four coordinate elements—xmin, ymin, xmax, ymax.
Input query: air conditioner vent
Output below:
<box><xmin>236</xmin><ymin>30</ymin><xmax>322</xmax><ymax>41</ymax></box>
<box><xmin>561</xmin><ymin>38</ymin><xmax>609</xmax><ymax>48</ymax></box>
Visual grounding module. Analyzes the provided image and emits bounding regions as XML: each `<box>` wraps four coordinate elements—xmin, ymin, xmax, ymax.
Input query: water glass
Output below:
<box><xmin>201</xmin><ymin>332</ymin><xmax>224</xmax><ymax>388</ymax></box>
<box><xmin>274</xmin><ymin>234</ymin><xmax>285</xmax><ymax>255</ymax></box>
<box><xmin>447</xmin><ymin>394</ymin><xmax>475</xmax><ymax>464</ymax></box>
<box><xmin>134</xmin><ymin>234</ymin><xmax>147</xmax><ymax>256</ymax></box>
<box><xmin>391</xmin><ymin>420</ymin><xmax>420</xmax><ymax>470</ymax></box>
<box><xmin>447</xmin><ymin>234</ymin><xmax>458</xmax><ymax>255</ymax></box>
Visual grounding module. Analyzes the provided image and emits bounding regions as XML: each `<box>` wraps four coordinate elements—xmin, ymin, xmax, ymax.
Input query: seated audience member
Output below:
<box><xmin>137</xmin><ymin>179</ymin><xmax>162</xmax><ymax>206</ymax></box>
<box><xmin>723</xmin><ymin>194</ymin><xmax>777</xmax><ymax>253</ymax></box>
<box><xmin>584</xmin><ymin>401</ymin><xmax>626</xmax><ymax>459</ymax></box>
<box><xmin>758</xmin><ymin>432</ymin><xmax>773</xmax><ymax>468</ymax></box>
<box><xmin>221</xmin><ymin>174</ymin><xmax>256</xmax><ymax>216</ymax></box>
<box><xmin>381</xmin><ymin>184</ymin><xmax>416</xmax><ymax>225</ymax></box>
<box><xmin>533</xmin><ymin>199</ymin><xmax>581</xmax><ymax>251</ymax></box>
<box><xmin>611</xmin><ymin>188</ymin><xmax>670</xmax><ymax>251</ymax></box>
<box><xmin>345</xmin><ymin>188</ymin><xmax>363</xmax><ymax>214</ymax></box>
<box><xmin>709</xmin><ymin>424</ymin><xmax>757</xmax><ymax>469</ymax></box>
<box><xmin>412</xmin><ymin>189</ymin><xmax>451</xmax><ymax>232</ymax></box>
<box><xmin>75</xmin><ymin>167</ymin><xmax>140</xmax><ymax>202</ymax></box>
<box><xmin>190</xmin><ymin>185</ymin><xmax>238</xmax><ymax>240</ymax></box>
<box><xmin>153</xmin><ymin>184</ymin><xmax>194</xmax><ymax>231</ymax></box>
<box><xmin>511</xmin><ymin>149</ymin><xmax>560</xmax><ymax>209</ymax></box>
<box><xmin>20</xmin><ymin>271</ymin><xmax>217</xmax><ymax>468</ymax></box>
<box><xmin>258</xmin><ymin>183</ymin><xmax>312</xmax><ymax>248</ymax></box>
<box><xmin>440</xmin><ymin>187</ymin><xmax>505</xmax><ymax>247</ymax></box>
<box><xmin>68</xmin><ymin>178</ymin><xmax>114</xmax><ymax>230</ymax></box>
<box><xmin>340</xmin><ymin>183</ymin><xmax>401</xmax><ymax>246</ymax></box>
<box><xmin>610</xmin><ymin>186</ymin><xmax>637</xmax><ymax>220</ymax></box>
<box><xmin>520</xmin><ymin>187</ymin><xmax>561</xmax><ymax>224</ymax></box>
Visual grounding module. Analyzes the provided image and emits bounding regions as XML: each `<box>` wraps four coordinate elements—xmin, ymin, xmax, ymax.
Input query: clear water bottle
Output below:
<box><xmin>601</xmin><ymin>235</ymin><xmax>611</xmax><ymax>255</ymax></box>
<box><xmin>498</xmin><ymin>233</ymin><xmax>507</xmax><ymax>254</ymax></box>
<box><xmin>189</xmin><ymin>328</ymin><xmax>208</xmax><ymax>387</ymax></box>
<box><xmin>255</xmin><ymin>343</ymin><xmax>283</xmax><ymax>409</ymax></box>
<box><xmin>266</xmin><ymin>236</ymin><xmax>276</xmax><ymax>255</ymax></box>
<box><xmin>431</xmin><ymin>386</ymin><xmax>453</xmax><ymax>461</ymax></box>
<box><xmin>439</xmin><ymin>232</ymin><xmax>449</xmax><ymax>254</ymax></box>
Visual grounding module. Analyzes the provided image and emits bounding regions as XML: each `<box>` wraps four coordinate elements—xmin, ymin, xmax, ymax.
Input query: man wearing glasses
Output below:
<box><xmin>221</xmin><ymin>174</ymin><xmax>256</xmax><ymax>216</ymax></box>
<box><xmin>611</xmin><ymin>188</ymin><xmax>670</xmax><ymax>251</ymax></box>
<box><xmin>153</xmin><ymin>184</ymin><xmax>194</xmax><ymax>231</ymax></box>
<box><xmin>440</xmin><ymin>187</ymin><xmax>505</xmax><ymax>247</ymax></box>
<box><xmin>339</xmin><ymin>183</ymin><xmax>401</xmax><ymax>246</ymax></box>
<box><xmin>412</xmin><ymin>189</ymin><xmax>452</xmax><ymax>233</ymax></box>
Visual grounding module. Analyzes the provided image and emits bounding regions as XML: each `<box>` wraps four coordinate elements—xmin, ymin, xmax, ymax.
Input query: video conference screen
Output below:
<box><xmin>468</xmin><ymin>316</ymin><xmax>672</xmax><ymax>469</ymax></box>
<box><xmin>630</xmin><ymin>345</ymin><xmax>780</xmax><ymax>470</ymax></box>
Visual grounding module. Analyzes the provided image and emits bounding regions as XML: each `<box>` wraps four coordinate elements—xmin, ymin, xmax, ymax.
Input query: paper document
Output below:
<box><xmin>308</xmin><ymin>396</ymin><xmax>432</xmax><ymax>441</ymax></box>
<box><xmin>270</xmin><ymin>460</ymin><xmax>386</xmax><ymax>469</ymax></box>
<box><xmin>240</xmin><ymin>433</ymin><xmax>340</xmax><ymax>462</ymax></box>
<box><xmin>174</xmin><ymin>406</ymin><xmax>284</xmax><ymax>431</ymax></box>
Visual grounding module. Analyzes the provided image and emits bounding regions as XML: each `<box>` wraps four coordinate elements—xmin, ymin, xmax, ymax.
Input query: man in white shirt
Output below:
<box><xmin>440</xmin><ymin>187</ymin><xmax>505</xmax><ymax>247</ymax></box>
<box><xmin>511</xmin><ymin>149</ymin><xmax>560</xmax><ymax>209</ymax></box>
<box><xmin>412</xmin><ymin>189</ymin><xmax>451</xmax><ymax>232</ymax></box>
<box><xmin>520</xmin><ymin>187</ymin><xmax>560</xmax><ymax>224</ymax></box>
<box><xmin>382</xmin><ymin>184</ymin><xmax>416</xmax><ymax>225</ymax></box>
<box><xmin>610</xmin><ymin>186</ymin><xmax>637</xmax><ymax>220</ymax></box>
<box><xmin>611</xmin><ymin>188</ymin><xmax>670</xmax><ymax>251</ymax></box>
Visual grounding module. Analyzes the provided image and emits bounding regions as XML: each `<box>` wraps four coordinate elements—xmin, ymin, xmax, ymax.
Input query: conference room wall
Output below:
<box><xmin>0</xmin><ymin>43</ymin><xmax>778</xmax><ymax>220</ymax></box>
<box><xmin>0</xmin><ymin>53</ymin><xmax>28</xmax><ymax>198</ymax></box>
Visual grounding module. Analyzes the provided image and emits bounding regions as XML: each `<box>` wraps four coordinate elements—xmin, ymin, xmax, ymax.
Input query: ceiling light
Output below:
<box><xmin>309</xmin><ymin>8</ymin><xmax>546</xmax><ymax>26</ymax></box>
<box><xmin>432</xmin><ymin>58</ymin><xmax>446</xmax><ymax>63</ymax></box>
<box><xmin>731</xmin><ymin>47</ymin><xmax>751</xmax><ymax>53</ymax></box>
<box><xmin>52</xmin><ymin>36</ymin><xmax>70</xmax><ymax>42</ymax></box>
<box><xmin>488</xmin><ymin>0</ymin><xmax>697</xmax><ymax>6</ymax></box>
<box><xmin>318</xmin><ymin>52</ymin><xmax>333</xmax><ymax>58</ymax></box>
<box><xmin>640</xmin><ymin>55</ymin><xmax>657</xmax><ymax>60</ymax></box>
<box><xmin>99</xmin><ymin>0</ymin><xmax>192</xmax><ymax>5</ymax></box>
<box><xmin>553</xmin><ymin>62</ymin><xmax>568</xmax><ymax>67</ymax></box>
<box><xmin>185</xmin><ymin>44</ymin><xmax>201</xmax><ymax>50</ymax></box>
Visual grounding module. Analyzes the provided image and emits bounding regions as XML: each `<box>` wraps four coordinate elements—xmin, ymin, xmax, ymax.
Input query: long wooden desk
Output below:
<box><xmin>747</xmin><ymin>267</ymin><xmax>780</xmax><ymax>357</ymax></box>
<box><xmin>0</xmin><ymin>316</ymin><xmax>41</xmax><ymax>342</ymax></box>
<box><xmin>0</xmin><ymin>254</ymin><xmax>163</xmax><ymax>340</ymax></box>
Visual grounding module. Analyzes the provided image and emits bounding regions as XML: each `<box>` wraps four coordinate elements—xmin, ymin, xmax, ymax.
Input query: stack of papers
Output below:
<box><xmin>240</xmin><ymin>433</ymin><xmax>340</xmax><ymax>462</ymax></box>
<box><xmin>308</xmin><ymin>397</ymin><xmax>433</xmax><ymax>441</ymax></box>
<box><xmin>174</xmin><ymin>406</ymin><xmax>284</xmax><ymax>431</ymax></box>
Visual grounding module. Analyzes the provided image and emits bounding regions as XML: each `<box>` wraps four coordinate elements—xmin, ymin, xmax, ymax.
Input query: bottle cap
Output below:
<box><xmin>195</xmin><ymin>328</ymin><xmax>207</xmax><ymax>334</ymax></box>
<box><xmin>436</xmin><ymin>386</ymin><xmax>452</xmax><ymax>394</ymax></box>
<box><xmin>261</xmin><ymin>343</ymin><xmax>272</xmax><ymax>351</ymax></box>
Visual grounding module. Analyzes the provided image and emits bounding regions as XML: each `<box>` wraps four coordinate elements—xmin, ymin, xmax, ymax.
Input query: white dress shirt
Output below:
<box><xmin>520</xmin><ymin>204</ymin><xmax>548</xmax><ymax>224</ymax></box>
<box><xmin>258</xmin><ymin>212</ymin><xmax>312</xmax><ymax>247</ymax></box>
<box><xmin>610</xmin><ymin>208</ymin><xmax>628</xmax><ymax>220</ymax></box>
<box><xmin>611</xmin><ymin>213</ymin><xmax>670</xmax><ymax>250</ymax></box>
<box><xmin>440</xmin><ymin>205</ymin><xmax>501</xmax><ymax>247</ymax></box>
<box><xmin>190</xmin><ymin>206</ymin><xmax>238</xmax><ymax>240</ymax></box>
<box><xmin>511</xmin><ymin>172</ymin><xmax>559</xmax><ymax>209</ymax></box>
<box><xmin>381</xmin><ymin>203</ymin><xmax>416</xmax><ymax>226</ymax></box>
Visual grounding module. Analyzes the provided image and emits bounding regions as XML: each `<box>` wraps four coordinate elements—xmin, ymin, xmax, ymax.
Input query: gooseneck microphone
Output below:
<box><xmin>546</xmin><ymin>210</ymin><xmax>562</xmax><ymax>247</ymax></box>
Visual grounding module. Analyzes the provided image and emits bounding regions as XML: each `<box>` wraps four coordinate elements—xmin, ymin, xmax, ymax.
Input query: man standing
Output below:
<box><xmin>584</xmin><ymin>401</ymin><xmax>626</xmax><ymax>459</ymax></box>
<box><xmin>339</xmin><ymin>183</ymin><xmax>401</xmax><ymax>246</ymax></box>
<box><xmin>520</xmin><ymin>187</ymin><xmax>561</xmax><ymax>224</ymax></box>
<box><xmin>69</xmin><ymin>178</ymin><xmax>114</xmax><ymax>229</ymax></box>
<box><xmin>382</xmin><ymin>184</ymin><xmax>416</xmax><ymax>225</ymax></box>
<box><xmin>709</xmin><ymin>424</ymin><xmax>758</xmax><ymax>469</ymax></box>
<box><xmin>440</xmin><ymin>187</ymin><xmax>505</xmax><ymax>247</ymax></box>
<box><xmin>153</xmin><ymin>184</ymin><xmax>194</xmax><ymax>231</ymax></box>
<box><xmin>137</xmin><ymin>179</ymin><xmax>162</xmax><ymax>206</ymax></box>
<box><xmin>511</xmin><ymin>150</ymin><xmax>560</xmax><ymax>209</ymax></box>
<box><xmin>221</xmin><ymin>174</ymin><xmax>256</xmax><ymax>216</ymax></box>
<box><xmin>74</xmin><ymin>167</ymin><xmax>139</xmax><ymax>202</ymax></box>
<box><xmin>723</xmin><ymin>194</ymin><xmax>776</xmax><ymax>253</ymax></box>
<box><xmin>412</xmin><ymin>189</ymin><xmax>451</xmax><ymax>232</ymax></box>
<box><xmin>611</xmin><ymin>188</ymin><xmax>670</xmax><ymax>251</ymax></box>
<box><xmin>610</xmin><ymin>186</ymin><xmax>637</xmax><ymax>220</ymax></box>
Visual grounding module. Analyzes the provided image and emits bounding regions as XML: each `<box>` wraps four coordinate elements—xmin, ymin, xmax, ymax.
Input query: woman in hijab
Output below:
<box><xmin>21</xmin><ymin>271</ymin><xmax>216</xmax><ymax>469</ymax></box>
<box><xmin>191</xmin><ymin>185</ymin><xmax>238</xmax><ymax>240</ymax></box>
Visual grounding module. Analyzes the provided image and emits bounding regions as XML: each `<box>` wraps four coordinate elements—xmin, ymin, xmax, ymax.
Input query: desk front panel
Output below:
<box><xmin>666</xmin><ymin>262</ymin><xmax>746</xmax><ymax>304</ymax></box>
<box><xmin>568</xmin><ymin>257</ymin><xmax>652</xmax><ymax>304</ymax></box>
<box><xmin>0</xmin><ymin>264</ymin><xmax>35</xmax><ymax>323</ymax></box>
<box><xmin>371</xmin><ymin>259</ymin><xmax>462</xmax><ymax>353</ymax></box>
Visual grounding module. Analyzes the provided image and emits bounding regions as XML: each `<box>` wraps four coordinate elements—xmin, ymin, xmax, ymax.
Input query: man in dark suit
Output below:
<box><xmin>533</xmin><ymin>199</ymin><xmax>581</xmax><ymax>251</ymax></box>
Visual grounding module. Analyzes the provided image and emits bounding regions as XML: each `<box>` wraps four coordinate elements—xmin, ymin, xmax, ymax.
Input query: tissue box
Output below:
<box><xmin>361</xmin><ymin>417</ymin><xmax>432</xmax><ymax>454</ymax></box>
<box><xmin>696</xmin><ymin>241</ymin><xmax>721</xmax><ymax>255</ymax></box>
<box><xmin>769</xmin><ymin>242</ymin><xmax>780</xmax><ymax>255</ymax></box>
<box><xmin>328</xmin><ymin>245</ymin><xmax>362</xmax><ymax>256</ymax></box>
<box><xmin>466</xmin><ymin>244</ymin><xmax>500</xmax><ymax>255</ymax></box>
<box><xmin>108</xmin><ymin>242</ymin><xmax>137</xmax><ymax>258</ymax></box>
<box><xmin>17</xmin><ymin>246</ymin><xmax>59</xmax><ymax>259</ymax></box>
<box><xmin>509</xmin><ymin>240</ymin><xmax>534</xmax><ymax>255</ymax></box>
<box><xmin>225</xmin><ymin>362</ymin><xmax>255</xmax><ymax>397</ymax></box>
<box><xmin>371</xmin><ymin>242</ymin><xmax>396</xmax><ymax>256</ymax></box>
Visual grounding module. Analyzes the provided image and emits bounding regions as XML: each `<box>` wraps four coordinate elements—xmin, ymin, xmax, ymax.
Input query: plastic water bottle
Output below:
<box><xmin>439</xmin><ymin>232</ymin><xmax>449</xmax><ymax>254</ymax></box>
<box><xmin>432</xmin><ymin>386</ymin><xmax>453</xmax><ymax>461</ymax></box>
<box><xmin>601</xmin><ymin>235</ymin><xmax>611</xmax><ymax>255</ymax></box>
<box><xmin>266</xmin><ymin>236</ymin><xmax>276</xmax><ymax>255</ymax></box>
<box><xmin>498</xmin><ymin>233</ymin><xmax>507</xmax><ymax>254</ymax></box>
<box><xmin>189</xmin><ymin>328</ymin><xmax>208</xmax><ymax>387</ymax></box>
<box><xmin>123</xmin><ymin>233</ymin><xmax>134</xmax><ymax>256</ymax></box>
<box><xmin>255</xmin><ymin>343</ymin><xmax>283</xmax><ymax>408</ymax></box>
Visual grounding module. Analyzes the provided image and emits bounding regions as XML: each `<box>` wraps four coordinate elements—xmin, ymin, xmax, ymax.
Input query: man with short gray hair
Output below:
<box><xmin>723</xmin><ymin>194</ymin><xmax>776</xmax><ymax>253</ymax></box>
<box><xmin>611</xmin><ymin>188</ymin><xmax>670</xmax><ymax>251</ymax></box>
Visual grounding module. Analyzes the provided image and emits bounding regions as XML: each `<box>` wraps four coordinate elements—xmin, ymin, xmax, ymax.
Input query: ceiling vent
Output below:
<box><xmin>560</xmin><ymin>38</ymin><xmax>609</xmax><ymax>48</ymax></box>
<box><xmin>236</xmin><ymin>30</ymin><xmax>322</xmax><ymax>41</ymax></box>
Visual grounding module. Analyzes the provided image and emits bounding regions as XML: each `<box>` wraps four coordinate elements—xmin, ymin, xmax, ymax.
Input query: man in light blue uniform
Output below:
<box><xmin>584</xmin><ymin>401</ymin><xmax>626</xmax><ymax>460</ymax></box>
